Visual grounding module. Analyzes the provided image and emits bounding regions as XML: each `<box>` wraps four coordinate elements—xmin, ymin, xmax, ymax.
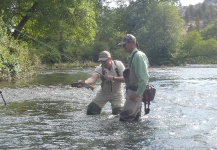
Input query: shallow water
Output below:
<box><xmin>0</xmin><ymin>65</ymin><xmax>217</xmax><ymax>150</ymax></box>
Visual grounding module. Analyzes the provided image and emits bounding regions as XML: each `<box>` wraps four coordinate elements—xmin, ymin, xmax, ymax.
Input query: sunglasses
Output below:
<box><xmin>123</xmin><ymin>42</ymin><xmax>130</xmax><ymax>47</ymax></box>
<box><xmin>100</xmin><ymin>58</ymin><xmax>109</xmax><ymax>63</ymax></box>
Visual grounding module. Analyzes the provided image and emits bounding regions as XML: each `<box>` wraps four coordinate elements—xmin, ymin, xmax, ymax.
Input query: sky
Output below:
<box><xmin>180</xmin><ymin>0</ymin><xmax>204</xmax><ymax>6</ymax></box>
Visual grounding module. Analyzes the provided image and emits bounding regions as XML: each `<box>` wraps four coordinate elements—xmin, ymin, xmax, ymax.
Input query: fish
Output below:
<box><xmin>71</xmin><ymin>82</ymin><xmax>95</xmax><ymax>91</ymax></box>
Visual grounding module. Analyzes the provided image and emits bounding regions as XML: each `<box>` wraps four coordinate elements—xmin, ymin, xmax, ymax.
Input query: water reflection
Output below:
<box><xmin>2</xmin><ymin>100</ymin><xmax>74</xmax><ymax>117</ymax></box>
<box><xmin>0</xmin><ymin>65</ymin><xmax>217</xmax><ymax>149</ymax></box>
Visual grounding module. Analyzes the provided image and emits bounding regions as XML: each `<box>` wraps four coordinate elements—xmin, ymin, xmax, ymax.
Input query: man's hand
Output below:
<box><xmin>103</xmin><ymin>75</ymin><xmax>114</xmax><ymax>81</ymax></box>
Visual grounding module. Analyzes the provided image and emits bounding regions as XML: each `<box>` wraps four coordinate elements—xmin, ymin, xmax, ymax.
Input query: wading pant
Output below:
<box><xmin>119</xmin><ymin>89</ymin><xmax>142</xmax><ymax>121</ymax></box>
<box><xmin>86</xmin><ymin>91</ymin><xmax>124</xmax><ymax>115</ymax></box>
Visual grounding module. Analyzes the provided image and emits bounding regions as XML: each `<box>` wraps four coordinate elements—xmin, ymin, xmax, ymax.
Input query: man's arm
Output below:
<box><xmin>85</xmin><ymin>74</ymin><xmax>100</xmax><ymax>84</ymax></box>
<box><xmin>134</xmin><ymin>54</ymin><xmax>149</xmax><ymax>96</ymax></box>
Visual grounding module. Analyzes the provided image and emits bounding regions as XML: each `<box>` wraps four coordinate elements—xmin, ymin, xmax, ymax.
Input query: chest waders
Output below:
<box><xmin>87</xmin><ymin>61</ymin><xmax>122</xmax><ymax>115</ymax></box>
<box><xmin>124</xmin><ymin>51</ymin><xmax>155</xmax><ymax>115</ymax></box>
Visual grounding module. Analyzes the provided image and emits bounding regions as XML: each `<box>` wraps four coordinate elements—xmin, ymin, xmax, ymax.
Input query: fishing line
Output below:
<box><xmin>0</xmin><ymin>22</ymin><xmax>77</xmax><ymax>62</ymax></box>
<box><xmin>1</xmin><ymin>22</ymin><xmax>86</xmax><ymax>84</ymax></box>
<box><xmin>0</xmin><ymin>91</ymin><xmax>6</xmax><ymax>106</ymax></box>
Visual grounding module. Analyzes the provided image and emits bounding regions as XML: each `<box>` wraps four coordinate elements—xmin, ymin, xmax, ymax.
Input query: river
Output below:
<box><xmin>0</xmin><ymin>64</ymin><xmax>217</xmax><ymax>150</ymax></box>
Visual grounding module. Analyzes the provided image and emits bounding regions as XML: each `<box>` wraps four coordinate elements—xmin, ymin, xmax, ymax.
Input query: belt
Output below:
<box><xmin>126</xmin><ymin>86</ymin><xmax>138</xmax><ymax>91</ymax></box>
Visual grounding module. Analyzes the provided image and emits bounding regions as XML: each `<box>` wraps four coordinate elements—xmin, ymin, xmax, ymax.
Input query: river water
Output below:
<box><xmin>0</xmin><ymin>65</ymin><xmax>217</xmax><ymax>150</ymax></box>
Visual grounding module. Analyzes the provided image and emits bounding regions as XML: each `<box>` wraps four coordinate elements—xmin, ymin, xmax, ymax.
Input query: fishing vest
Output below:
<box><xmin>101</xmin><ymin>60</ymin><xmax>120</xmax><ymax>92</ymax></box>
<box><xmin>123</xmin><ymin>50</ymin><xmax>138</xmax><ymax>88</ymax></box>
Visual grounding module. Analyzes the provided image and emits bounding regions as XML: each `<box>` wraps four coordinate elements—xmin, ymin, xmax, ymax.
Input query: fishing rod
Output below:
<box><xmin>0</xmin><ymin>91</ymin><xmax>6</xmax><ymax>106</ymax></box>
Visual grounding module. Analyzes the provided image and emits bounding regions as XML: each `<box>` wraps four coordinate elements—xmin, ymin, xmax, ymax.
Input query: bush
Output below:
<box><xmin>0</xmin><ymin>17</ymin><xmax>41</xmax><ymax>80</ymax></box>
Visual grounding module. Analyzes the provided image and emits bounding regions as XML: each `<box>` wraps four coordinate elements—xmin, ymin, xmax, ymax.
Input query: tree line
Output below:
<box><xmin>183</xmin><ymin>1</ymin><xmax>217</xmax><ymax>31</ymax></box>
<box><xmin>0</xmin><ymin>0</ymin><xmax>217</xmax><ymax>80</ymax></box>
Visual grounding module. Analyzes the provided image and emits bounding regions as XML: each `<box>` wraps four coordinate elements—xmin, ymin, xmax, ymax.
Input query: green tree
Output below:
<box><xmin>137</xmin><ymin>2</ymin><xmax>184</xmax><ymax>65</ymax></box>
<box><xmin>0</xmin><ymin>0</ymin><xmax>97</xmax><ymax>42</ymax></box>
<box><xmin>0</xmin><ymin>0</ymin><xmax>97</xmax><ymax>64</ymax></box>
<box><xmin>186</xmin><ymin>39</ymin><xmax>217</xmax><ymax>64</ymax></box>
<box><xmin>0</xmin><ymin>17</ymin><xmax>40</xmax><ymax>79</ymax></box>
<box><xmin>178</xmin><ymin>30</ymin><xmax>217</xmax><ymax>64</ymax></box>
<box><xmin>178</xmin><ymin>30</ymin><xmax>202</xmax><ymax>63</ymax></box>
<box><xmin>201</xmin><ymin>19</ymin><xmax>217</xmax><ymax>39</ymax></box>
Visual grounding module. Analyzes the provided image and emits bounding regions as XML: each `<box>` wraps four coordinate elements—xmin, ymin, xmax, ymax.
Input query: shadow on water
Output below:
<box><xmin>1</xmin><ymin>100</ymin><xmax>74</xmax><ymax>117</ymax></box>
<box><xmin>0</xmin><ymin>65</ymin><xmax>217</xmax><ymax>149</ymax></box>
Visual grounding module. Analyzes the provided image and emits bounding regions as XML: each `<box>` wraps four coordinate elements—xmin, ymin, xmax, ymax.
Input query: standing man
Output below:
<box><xmin>118</xmin><ymin>34</ymin><xmax>149</xmax><ymax>121</ymax></box>
<box><xmin>79</xmin><ymin>50</ymin><xmax>125</xmax><ymax>115</ymax></box>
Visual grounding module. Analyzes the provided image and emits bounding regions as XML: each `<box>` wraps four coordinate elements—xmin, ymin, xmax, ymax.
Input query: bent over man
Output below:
<box><xmin>82</xmin><ymin>51</ymin><xmax>125</xmax><ymax>115</ymax></box>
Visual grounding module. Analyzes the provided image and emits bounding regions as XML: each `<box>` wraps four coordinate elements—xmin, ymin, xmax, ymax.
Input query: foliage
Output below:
<box><xmin>1</xmin><ymin>0</ymin><xmax>217</xmax><ymax>81</ymax></box>
<box><xmin>183</xmin><ymin>2</ymin><xmax>217</xmax><ymax>31</ymax></box>
<box><xmin>177</xmin><ymin>30</ymin><xmax>217</xmax><ymax>64</ymax></box>
<box><xmin>136</xmin><ymin>2</ymin><xmax>184</xmax><ymax>65</ymax></box>
<box><xmin>177</xmin><ymin>30</ymin><xmax>202</xmax><ymax>64</ymax></box>
<box><xmin>90</xmin><ymin>0</ymin><xmax>183</xmax><ymax>65</ymax></box>
<box><xmin>201</xmin><ymin>19</ymin><xmax>217</xmax><ymax>39</ymax></box>
<box><xmin>0</xmin><ymin>17</ymin><xmax>40</xmax><ymax>80</ymax></box>
<box><xmin>0</xmin><ymin>0</ymin><xmax>97</xmax><ymax>64</ymax></box>
<box><xmin>0</xmin><ymin>0</ymin><xmax>190</xmax><ymax>67</ymax></box>
<box><xmin>0</xmin><ymin>0</ymin><xmax>97</xmax><ymax>41</ymax></box>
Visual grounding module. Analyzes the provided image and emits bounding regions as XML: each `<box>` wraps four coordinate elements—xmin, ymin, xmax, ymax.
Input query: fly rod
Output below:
<box><xmin>0</xmin><ymin>91</ymin><xmax>6</xmax><ymax>106</ymax></box>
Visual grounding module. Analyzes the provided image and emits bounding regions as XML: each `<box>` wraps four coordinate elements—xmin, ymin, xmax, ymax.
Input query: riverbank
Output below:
<box><xmin>0</xmin><ymin>61</ymin><xmax>99</xmax><ymax>82</ymax></box>
<box><xmin>44</xmin><ymin>61</ymin><xmax>99</xmax><ymax>70</ymax></box>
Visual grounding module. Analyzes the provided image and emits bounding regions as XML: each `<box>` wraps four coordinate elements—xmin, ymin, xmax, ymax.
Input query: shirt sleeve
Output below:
<box><xmin>133</xmin><ymin>52</ymin><xmax>149</xmax><ymax>96</ymax></box>
<box><xmin>95</xmin><ymin>65</ymin><xmax>103</xmax><ymax>75</ymax></box>
<box><xmin>116</xmin><ymin>61</ymin><xmax>125</xmax><ymax>76</ymax></box>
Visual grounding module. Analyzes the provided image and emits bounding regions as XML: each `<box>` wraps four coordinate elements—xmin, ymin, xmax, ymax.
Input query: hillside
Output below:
<box><xmin>179</xmin><ymin>0</ymin><xmax>217</xmax><ymax>32</ymax></box>
<box><xmin>204</xmin><ymin>0</ymin><xmax>217</xmax><ymax>5</ymax></box>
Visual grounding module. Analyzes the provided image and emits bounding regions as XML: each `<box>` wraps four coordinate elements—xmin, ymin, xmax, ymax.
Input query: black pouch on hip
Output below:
<box><xmin>123</xmin><ymin>68</ymin><xmax>130</xmax><ymax>79</ymax></box>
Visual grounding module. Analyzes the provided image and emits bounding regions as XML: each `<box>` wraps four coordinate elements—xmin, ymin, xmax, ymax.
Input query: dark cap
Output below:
<box><xmin>118</xmin><ymin>34</ymin><xmax>136</xmax><ymax>46</ymax></box>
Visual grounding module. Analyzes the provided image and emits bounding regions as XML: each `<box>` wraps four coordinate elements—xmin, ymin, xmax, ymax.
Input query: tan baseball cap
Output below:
<box><xmin>98</xmin><ymin>51</ymin><xmax>111</xmax><ymax>61</ymax></box>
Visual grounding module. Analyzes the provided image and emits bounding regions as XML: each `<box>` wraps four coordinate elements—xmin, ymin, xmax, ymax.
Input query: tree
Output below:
<box><xmin>201</xmin><ymin>19</ymin><xmax>217</xmax><ymax>39</ymax></box>
<box><xmin>0</xmin><ymin>0</ymin><xmax>97</xmax><ymax>42</ymax></box>
<box><xmin>137</xmin><ymin>2</ymin><xmax>184</xmax><ymax>65</ymax></box>
<box><xmin>0</xmin><ymin>0</ymin><xmax>97</xmax><ymax>63</ymax></box>
<box><xmin>0</xmin><ymin>17</ymin><xmax>40</xmax><ymax>79</ymax></box>
<box><xmin>178</xmin><ymin>30</ymin><xmax>217</xmax><ymax>64</ymax></box>
<box><xmin>179</xmin><ymin>30</ymin><xmax>202</xmax><ymax>59</ymax></box>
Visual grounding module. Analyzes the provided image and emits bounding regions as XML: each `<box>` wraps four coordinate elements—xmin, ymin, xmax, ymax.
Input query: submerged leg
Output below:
<box><xmin>119</xmin><ymin>90</ymin><xmax>142</xmax><ymax>121</ymax></box>
<box><xmin>112</xmin><ymin>107</ymin><xmax>122</xmax><ymax>115</ymax></box>
<box><xmin>87</xmin><ymin>102</ymin><xmax>102</xmax><ymax>115</ymax></box>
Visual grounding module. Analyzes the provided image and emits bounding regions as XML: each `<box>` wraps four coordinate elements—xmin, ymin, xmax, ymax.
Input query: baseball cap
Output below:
<box><xmin>98</xmin><ymin>51</ymin><xmax>111</xmax><ymax>61</ymax></box>
<box><xmin>118</xmin><ymin>34</ymin><xmax>136</xmax><ymax>46</ymax></box>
